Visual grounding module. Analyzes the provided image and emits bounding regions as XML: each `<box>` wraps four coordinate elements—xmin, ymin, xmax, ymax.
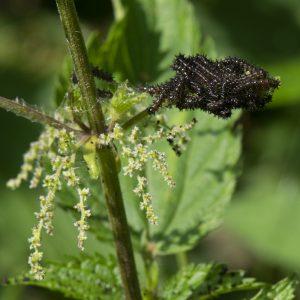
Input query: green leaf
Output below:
<box><xmin>109</xmin><ymin>81</ymin><xmax>149</xmax><ymax>122</ymax></box>
<box><xmin>162</xmin><ymin>263</ymin><xmax>263</xmax><ymax>300</ymax></box>
<box><xmin>54</xmin><ymin>56</ymin><xmax>72</xmax><ymax>107</ymax></box>
<box><xmin>92</xmin><ymin>0</ymin><xmax>203</xmax><ymax>83</ymax></box>
<box><xmin>148</xmin><ymin>110</ymin><xmax>241</xmax><ymax>254</ymax></box>
<box><xmin>251</xmin><ymin>277</ymin><xmax>298</xmax><ymax>300</ymax></box>
<box><xmin>93</xmin><ymin>0</ymin><xmax>242</xmax><ymax>254</ymax></box>
<box><xmin>52</xmin><ymin>0</ymin><xmax>242</xmax><ymax>257</ymax></box>
<box><xmin>6</xmin><ymin>254</ymin><xmax>122</xmax><ymax>300</ymax></box>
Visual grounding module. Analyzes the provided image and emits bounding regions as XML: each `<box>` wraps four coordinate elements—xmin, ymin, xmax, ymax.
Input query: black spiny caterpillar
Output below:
<box><xmin>145</xmin><ymin>54</ymin><xmax>280</xmax><ymax>118</ymax></box>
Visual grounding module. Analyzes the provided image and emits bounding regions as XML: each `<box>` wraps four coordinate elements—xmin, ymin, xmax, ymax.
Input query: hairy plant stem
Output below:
<box><xmin>0</xmin><ymin>96</ymin><xmax>83</xmax><ymax>135</ymax></box>
<box><xmin>176</xmin><ymin>252</ymin><xmax>188</xmax><ymax>269</ymax></box>
<box><xmin>55</xmin><ymin>1</ymin><xmax>142</xmax><ymax>299</ymax></box>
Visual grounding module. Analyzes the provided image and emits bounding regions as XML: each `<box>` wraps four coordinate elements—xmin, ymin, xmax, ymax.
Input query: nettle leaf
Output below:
<box><xmin>7</xmin><ymin>254</ymin><xmax>122</xmax><ymax>300</ymax></box>
<box><xmin>93</xmin><ymin>0</ymin><xmax>204</xmax><ymax>83</ymax></box>
<box><xmin>121</xmin><ymin>110</ymin><xmax>241</xmax><ymax>254</ymax></box>
<box><xmin>98</xmin><ymin>0</ymin><xmax>206</xmax><ymax>234</ymax></box>
<box><xmin>150</xmin><ymin>110</ymin><xmax>241</xmax><ymax>254</ymax></box>
<box><xmin>98</xmin><ymin>0</ymin><xmax>240</xmax><ymax>246</ymax></box>
<box><xmin>52</xmin><ymin>0</ymin><xmax>241</xmax><ymax>256</ymax></box>
<box><xmin>54</xmin><ymin>56</ymin><xmax>72</xmax><ymax>107</ymax></box>
<box><xmin>92</xmin><ymin>0</ymin><xmax>241</xmax><ymax>253</ymax></box>
<box><xmin>251</xmin><ymin>277</ymin><xmax>298</xmax><ymax>300</ymax></box>
<box><xmin>108</xmin><ymin>81</ymin><xmax>150</xmax><ymax>122</ymax></box>
<box><xmin>162</xmin><ymin>263</ymin><xmax>263</xmax><ymax>300</ymax></box>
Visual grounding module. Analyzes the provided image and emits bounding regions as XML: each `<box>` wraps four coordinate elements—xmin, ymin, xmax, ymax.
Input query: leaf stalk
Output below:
<box><xmin>0</xmin><ymin>96</ymin><xmax>83</xmax><ymax>135</ymax></box>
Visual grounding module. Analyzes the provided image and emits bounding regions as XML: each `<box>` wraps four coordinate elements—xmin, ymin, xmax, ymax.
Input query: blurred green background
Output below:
<box><xmin>1</xmin><ymin>0</ymin><xmax>300</xmax><ymax>299</ymax></box>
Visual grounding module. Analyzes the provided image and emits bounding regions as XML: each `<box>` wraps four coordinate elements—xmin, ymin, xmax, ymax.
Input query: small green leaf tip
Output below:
<box><xmin>109</xmin><ymin>81</ymin><xmax>149</xmax><ymax>122</ymax></box>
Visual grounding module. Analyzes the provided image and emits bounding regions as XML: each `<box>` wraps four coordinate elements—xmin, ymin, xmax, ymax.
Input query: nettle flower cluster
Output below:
<box><xmin>7</xmin><ymin>115</ymin><xmax>196</xmax><ymax>280</ymax></box>
<box><xmin>7</xmin><ymin>127</ymin><xmax>90</xmax><ymax>280</ymax></box>
<box><xmin>6</xmin><ymin>73</ymin><xmax>197</xmax><ymax>280</ymax></box>
<box><xmin>96</xmin><ymin>119</ymin><xmax>196</xmax><ymax>225</ymax></box>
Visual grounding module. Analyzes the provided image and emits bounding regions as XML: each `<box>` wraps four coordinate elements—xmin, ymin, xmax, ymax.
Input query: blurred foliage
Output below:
<box><xmin>251</xmin><ymin>277</ymin><xmax>298</xmax><ymax>300</ymax></box>
<box><xmin>0</xmin><ymin>0</ymin><xmax>300</xmax><ymax>299</ymax></box>
<box><xmin>225</xmin><ymin>106</ymin><xmax>300</xmax><ymax>271</ymax></box>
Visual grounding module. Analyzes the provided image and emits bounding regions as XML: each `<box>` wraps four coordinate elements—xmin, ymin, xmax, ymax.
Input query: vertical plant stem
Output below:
<box><xmin>176</xmin><ymin>252</ymin><xmax>188</xmax><ymax>269</ymax></box>
<box><xmin>55</xmin><ymin>1</ymin><xmax>142</xmax><ymax>299</ymax></box>
<box><xmin>56</xmin><ymin>0</ymin><xmax>103</xmax><ymax>134</ymax></box>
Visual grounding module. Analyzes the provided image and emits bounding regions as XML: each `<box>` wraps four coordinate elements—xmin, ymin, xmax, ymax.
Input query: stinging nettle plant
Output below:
<box><xmin>1</xmin><ymin>0</ymin><xmax>298</xmax><ymax>300</ymax></box>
